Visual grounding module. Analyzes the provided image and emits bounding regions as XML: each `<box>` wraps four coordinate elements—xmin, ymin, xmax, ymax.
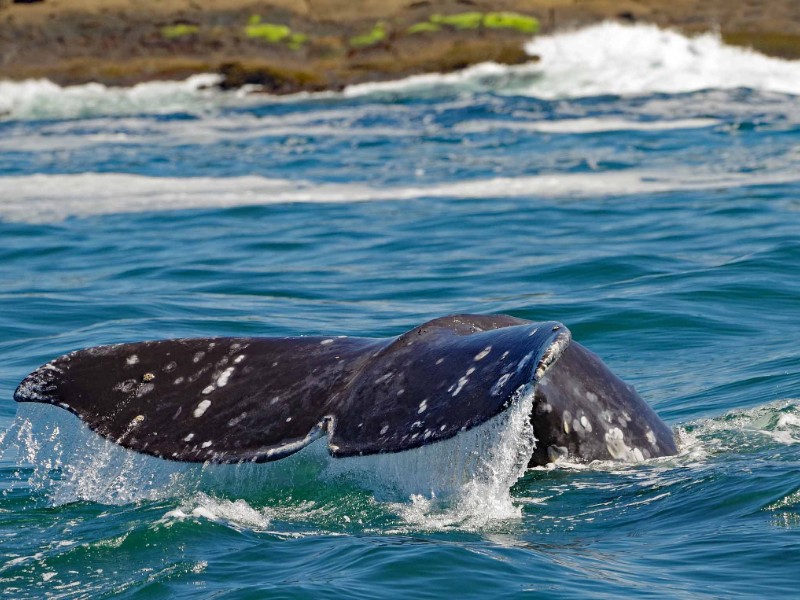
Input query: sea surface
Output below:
<box><xmin>1</xmin><ymin>23</ymin><xmax>799</xmax><ymax>598</ymax></box>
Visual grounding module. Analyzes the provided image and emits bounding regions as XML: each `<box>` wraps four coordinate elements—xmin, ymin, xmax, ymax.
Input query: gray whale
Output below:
<box><xmin>14</xmin><ymin>314</ymin><xmax>676</xmax><ymax>467</ymax></box>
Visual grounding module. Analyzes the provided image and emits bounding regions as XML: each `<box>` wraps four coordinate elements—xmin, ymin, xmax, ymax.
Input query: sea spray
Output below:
<box><xmin>0</xmin><ymin>74</ymin><xmax>225</xmax><ymax>121</ymax></box>
<box><xmin>326</xmin><ymin>383</ymin><xmax>538</xmax><ymax>528</ymax></box>
<box><xmin>1</xmin><ymin>403</ymin><xmax>360</xmax><ymax>506</ymax></box>
<box><xmin>524</xmin><ymin>23</ymin><xmax>800</xmax><ymax>98</ymax></box>
<box><xmin>2</xmin><ymin>384</ymin><xmax>538</xmax><ymax>529</ymax></box>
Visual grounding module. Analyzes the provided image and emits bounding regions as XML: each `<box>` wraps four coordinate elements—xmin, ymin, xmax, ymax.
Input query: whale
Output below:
<box><xmin>13</xmin><ymin>314</ymin><xmax>677</xmax><ymax>467</ymax></box>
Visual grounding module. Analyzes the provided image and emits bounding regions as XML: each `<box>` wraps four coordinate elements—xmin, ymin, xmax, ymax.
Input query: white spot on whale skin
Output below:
<box><xmin>547</xmin><ymin>445</ymin><xmax>569</xmax><ymax>463</ymax></box>
<box><xmin>234</xmin><ymin>354</ymin><xmax>246</xmax><ymax>364</ymax></box>
<box><xmin>285</xmin><ymin>417</ymin><xmax>292</xmax><ymax>422</ymax></box>
<box><xmin>418</xmin><ymin>399</ymin><xmax>428</xmax><ymax>413</ymax></box>
<box><xmin>380</xmin><ymin>425</ymin><xmax>389</xmax><ymax>435</ymax></box>
<box><xmin>435</xmin><ymin>358</ymin><xmax>444</xmax><ymax>365</ymax></box>
<box><xmin>201</xmin><ymin>385</ymin><xmax>215</xmax><ymax>395</ymax></box>
<box><xmin>126</xmin><ymin>355</ymin><xmax>139</xmax><ymax>366</ymax></box>
<box><xmin>374</xmin><ymin>372</ymin><xmax>393</xmax><ymax>385</ymax></box>
<box><xmin>451</xmin><ymin>372</ymin><xmax>472</xmax><ymax>396</ymax></box>
<box><xmin>228</xmin><ymin>412</ymin><xmax>247</xmax><ymax>427</ymax></box>
<box><xmin>113</xmin><ymin>379</ymin><xmax>138</xmax><ymax>393</ymax></box>
<box><xmin>135</xmin><ymin>383</ymin><xmax>154</xmax><ymax>397</ymax></box>
<box><xmin>490</xmin><ymin>373</ymin><xmax>512</xmax><ymax>396</ymax></box>
<box><xmin>474</xmin><ymin>346</ymin><xmax>492</xmax><ymax>361</ymax></box>
<box><xmin>586</xmin><ymin>391</ymin><xmax>598</xmax><ymax>402</ymax></box>
<box><xmin>201</xmin><ymin>441</ymin><xmax>213</xmax><ymax>449</ymax></box>
<box><xmin>193</xmin><ymin>351</ymin><xmax>205</xmax><ymax>363</ymax></box>
<box><xmin>184</xmin><ymin>433</ymin><xmax>195</xmax><ymax>442</ymax></box>
<box><xmin>646</xmin><ymin>429</ymin><xmax>657</xmax><ymax>446</ymax></box>
<box><xmin>516</xmin><ymin>352</ymin><xmax>534</xmax><ymax>373</ymax></box>
<box><xmin>216</xmin><ymin>367</ymin><xmax>235</xmax><ymax>387</ymax></box>
<box><xmin>173</xmin><ymin>377</ymin><xmax>184</xmax><ymax>385</ymax></box>
<box><xmin>605</xmin><ymin>427</ymin><xmax>633</xmax><ymax>460</ymax></box>
<box><xmin>500</xmin><ymin>351</ymin><xmax>510</xmax><ymax>360</ymax></box>
<box><xmin>580</xmin><ymin>415</ymin><xmax>593</xmax><ymax>432</ymax></box>
<box><xmin>194</xmin><ymin>399</ymin><xmax>211</xmax><ymax>418</ymax></box>
<box><xmin>320</xmin><ymin>339</ymin><xmax>334</xmax><ymax>346</ymax></box>
<box><xmin>563</xmin><ymin>410</ymin><xmax>572</xmax><ymax>434</ymax></box>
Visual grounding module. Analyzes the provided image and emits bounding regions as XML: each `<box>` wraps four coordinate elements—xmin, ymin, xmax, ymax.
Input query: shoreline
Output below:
<box><xmin>2</xmin><ymin>0</ymin><xmax>800</xmax><ymax>94</ymax></box>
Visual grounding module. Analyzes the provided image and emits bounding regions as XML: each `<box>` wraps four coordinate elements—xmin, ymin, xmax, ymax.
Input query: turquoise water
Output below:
<box><xmin>1</xmin><ymin>24</ymin><xmax>800</xmax><ymax>599</ymax></box>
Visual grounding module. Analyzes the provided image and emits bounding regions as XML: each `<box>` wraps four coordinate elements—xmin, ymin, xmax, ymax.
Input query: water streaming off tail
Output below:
<box><xmin>2</xmin><ymin>384</ymin><xmax>537</xmax><ymax>529</ymax></box>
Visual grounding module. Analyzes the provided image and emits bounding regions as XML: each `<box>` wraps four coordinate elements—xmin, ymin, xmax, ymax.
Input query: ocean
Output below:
<box><xmin>1</xmin><ymin>23</ymin><xmax>799</xmax><ymax>598</ymax></box>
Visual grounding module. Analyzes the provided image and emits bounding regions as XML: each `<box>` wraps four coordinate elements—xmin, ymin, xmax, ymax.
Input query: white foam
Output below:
<box><xmin>159</xmin><ymin>492</ymin><xmax>271</xmax><ymax>530</ymax></box>
<box><xmin>0</xmin><ymin>74</ymin><xmax>226</xmax><ymax>120</ymax></box>
<box><xmin>524</xmin><ymin>23</ymin><xmax>800</xmax><ymax>98</ymax></box>
<box><xmin>667</xmin><ymin>399</ymin><xmax>800</xmax><ymax>468</ymax></box>
<box><xmin>344</xmin><ymin>23</ymin><xmax>800</xmax><ymax>99</ymax></box>
<box><xmin>342</xmin><ymin>61</ymin><xmax>538</xmax><ymax>98</ymax></box>
<box><xmin>2</xmin><ymin>168</ymin><xmax>799</xmax><ymax>223</ymax></box>
<box><xmin>3</xmin><ymin>24</ymin><xmax>800</xmax><ymax>121</ymax></box>
<box><xmin>455</xmin><ymin>117</ymin><xmax>721</xmax><ymax>135</ymax></box>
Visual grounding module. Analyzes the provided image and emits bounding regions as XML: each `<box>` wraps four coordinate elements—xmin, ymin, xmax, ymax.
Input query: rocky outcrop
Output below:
<box><xmin>1</xmin><ymin>0</ymin><xmax>799</xmax><ymax>90</ymax></box>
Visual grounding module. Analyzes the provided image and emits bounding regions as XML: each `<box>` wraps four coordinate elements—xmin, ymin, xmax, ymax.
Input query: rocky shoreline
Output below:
<box><xmin>2</xmin><ymin>0</ymin><xmax>800</xmax><ymax>93</ymax></box>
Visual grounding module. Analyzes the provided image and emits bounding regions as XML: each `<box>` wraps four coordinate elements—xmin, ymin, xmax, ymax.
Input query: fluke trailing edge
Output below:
<box><xmin>14</xmin><ymin>315</ymin><xmax>677</xmax><ymax>467</ymax></box>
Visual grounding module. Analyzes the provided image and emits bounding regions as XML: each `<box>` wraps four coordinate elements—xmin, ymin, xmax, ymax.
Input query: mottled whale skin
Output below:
<box><xmin>13</xmin><ymin>314</ymin><xmax>676</xmax><ymax>467</ymax></box>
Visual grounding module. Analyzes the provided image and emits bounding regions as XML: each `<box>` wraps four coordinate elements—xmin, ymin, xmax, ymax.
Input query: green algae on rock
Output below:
<box><xmin>243</xmin><ymin>16</ymin><xmax>308</xmax><ymax>50</ymax></box>
<box><xmin>431</xmin><ymin>12</ymin><xmax>484</xmax><ymax>30</ymax></box>
<box><xmin>160</xmin><ymin>23</ymin><xmax>200</xmax><ymax>39</ymax></box>
<box><xmin>483</xmin><ymin>12</ymin><xmax>539</xmax><ymax>34</ymax></box>
<box><xmin>410</xmin><ymin>12</ymin><xmax>539</xmax><ymax>36</ymax></box>
<box><xmin>245</xmin><ymin>16</ymin><xmax>292</xmax><ymax>43</ymax></box>
<box><xmin>349</xmin><ymin>22</ymin><xmax>387</xmax><ymax>48</ymax></box>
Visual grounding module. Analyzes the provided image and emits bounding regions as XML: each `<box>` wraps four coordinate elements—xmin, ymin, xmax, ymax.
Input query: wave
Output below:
<box><xmin>523</xmin><ymin>22</ymin><xmax>800</xmax><ymax>98</ymax></box>
<box><xmin>1</xmin><ymin>169</ymin><xmax>798</xmax><ymax>223</ymax></box>
<box><xmin>0</xmin><ymin>74</ymin><xmax>231</xmax><ymax>121</ymax></box>
<box><xmin>2</xmin><ymin>24</ymin><xmax>800</xmax><ymax>120</ymax></box>
<box><xmin>341</xmin><ymin>23</ymin><xmax>800</xmax><ymax>99</ymax></box>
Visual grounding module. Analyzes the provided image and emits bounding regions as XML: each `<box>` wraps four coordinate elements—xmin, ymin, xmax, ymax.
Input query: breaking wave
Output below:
<box><xmin>2</xmin><ymin>23</ymin><xmax>800</xmax><ymax>120</ymax></box>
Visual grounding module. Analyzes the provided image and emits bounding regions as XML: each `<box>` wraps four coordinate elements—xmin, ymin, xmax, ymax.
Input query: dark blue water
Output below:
<box><xmin>1</xmin><ymin>24</ymin><xmax>799</xmax><ymax>599</ymax></box>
